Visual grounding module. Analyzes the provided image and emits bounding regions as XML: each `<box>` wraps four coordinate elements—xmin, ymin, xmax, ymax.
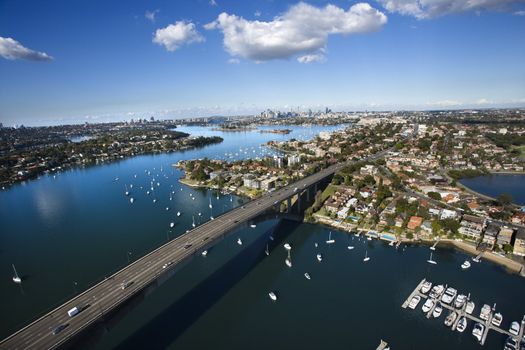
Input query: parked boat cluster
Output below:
<box><xmin>405</xmin><ymin>279</ymin><xmax>525</xmax><ymax>349</ymax></box>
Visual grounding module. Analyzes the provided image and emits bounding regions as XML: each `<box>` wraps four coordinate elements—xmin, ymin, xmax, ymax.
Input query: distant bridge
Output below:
<box><xmin>0</xmin><ymin>148</ymin><xmax>391</xmax><ymax>350</ymax></box>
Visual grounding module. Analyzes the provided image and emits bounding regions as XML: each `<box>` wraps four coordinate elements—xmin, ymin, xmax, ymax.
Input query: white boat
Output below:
<box><xmin>209</xmin><ymin>197</ymin><xmax>213</xmax><ymax>209</ymax></box>
<box><xmin>250</xmin><ymin>224</ymin><xmax>256</xmax><ymax>228</ymax></box>
<box><xmin>124</xmin><ymin>184</ymin><xmax>129</xmax><ymax>196</ymax></box>
<box><xmin>326</xmin><ymin>231</ymin><xmax>335</xmax><ymax>244</ymax></box>
<box><xmin>265</xmin><ymin>244</ymin><xmax>269</xmax><ymax>256</ymax></box>
<box><xmin>509</xmin><ymin>321</ymin><xmax>520</xmax><ymax>336</ymax></box>
<box><xmin>347</xmin><ymin>245</ymin><xmax>354</xmax><ymax>250</ymax></box>
<box><xmin>422</xmin><ymin>298</ymin><xmax>434</xmax><ymax>313</ymax></box>
<box><xmin>192</xmin><ymin>216</ymin><xmax>196</xmax><ymax>228</ymax></box>
<box><xmin>420</xmin><ymin>281</ymin><xmax>432</xmax><ymax>294</ymax></box>
<box><xmin>441</xmin><ymin>287</ymin><xmax>457</xmax><ymax>304</ymax></box>
<box><xmin>430</xmin><ymin>284</ymin><xmax>445</xmax><ymax>298</ymax></box>
<box><xmin>479</xmin><ymin>304</ymin><xmax>491</xmax><ymax>321</ymax></box>
<box><xmin>316</xmin><ymin>254</ymin><xmax>323</xmax><ymax>262</ymax></box>
<box><xmin>433</xmin><ymin>304</ymin><xmax>443</xmax><ymax>318</ymax></box>
<box><xmin>170</xmin><ymin>222</ymin><xmax>174</xmax><ymax>228</ymax></box>
<box><xmin>445</xmin><ymin>311</ymin><xmax>458</xmax><ymax>326</ymax></box>
<box><xmin>461</xmin><ymin>260</ymin><xmax>471</xmax><ymax>269</ymax></box>
<box><xmin>472</xmin><ymin>322</ymin><xmax>484</xmax><ymax>342</ymax></box>
<box><xmin>363</xmin><ymin>250</ymin><xmax>370</xmax><ymax>262</ymax></box>
<box><xmin>284</xmin><ymin>243</ymin><xmax>292</xmax><ymax>251</ymax></box>
<box><xmin>408</xmin><ymin>295</ymin><xmax>421</xmax><ymax>309</ymax></box>
<box><xmin>12</xmin><ymin>264</ymin><xmax>22</xmax><ymax>284</ymax></box>
<box><xmin>367</xmin><ymin>236</ymin><xmax>372</xmax><ymax>241</ymax></box>
<box><xmin>314</xmin><ymin>242</ymin><xmax>318</xmax><ymax>248</ymax></box>
<box><xmin>268</xmin><ymin>292</ymin><xmax>277</xmax><ymax>301</ymax></box>
<box><xmin>465</xmin><ymin>301</ymin><xmax>475</xmax><ymax>314</ymax></box>
<box><xmin>427</xmin><ymin>252</ymin><xmax>437</xmax><ymax>265</ymax></box>
<box><xmin>472</xmin><ymin>256</ymin><xmax>481</xmax><ymax>263</ymax></box>
<box><xmin>153</xmin><ymin>199</ymin><xmax>157</xmax><ymax>203</ymax></box>
<box><xmin>304</xmin><ymin>273</ymin><xmax>311</xmax><ymax>280</ymax></box>
<box><xmin>479</xmin><ymin>304</ymin><xmax>492</xmax><ymax>321</ymax></box>
<box><xmin>202</xmin><ymin>250</ymin><xmax>208</xmax><ymax>257</ymax></box>
<box><xmin>129</xmin><ymin>197</ymin><xmax>134</xmax><ymax>203</ymax></box>
<box><xmin>285</xmin><ymin>251</ymin><xmax>292</xmax><ymax>267</ymax></box>
<box><xmin>177</xmin><ymin>211</ymin><xmax>181</xmax><ymax>216</ymax></box>
<box><xmin>492</xmin><ymin>312</ymin><xmax>503</xmax><ymax>327</ymax></box>
<box><xmin>456</xmin><ymin>317</ymin><xmax>467</xmax><ymax>332</ymax></box>
<box><xmin>237</xmin><ymin>238</ymin><xmax>243</xmax><ymax>245</ymax></box>
<box><xmin>454</xmin><ymin>294</ymin><xmax>467</xmax><ymax>308</ymax></box>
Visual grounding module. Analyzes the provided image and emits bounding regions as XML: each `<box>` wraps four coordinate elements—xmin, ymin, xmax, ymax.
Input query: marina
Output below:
<box><xmin>403</xmin><ymin>279</ymin><xmax>525</xmax><ymax>347</ymax></box>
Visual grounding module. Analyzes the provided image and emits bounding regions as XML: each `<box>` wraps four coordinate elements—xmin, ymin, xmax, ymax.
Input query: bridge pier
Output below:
<box><xmin>306</xmin><ymin>187</ymin><xmax>311</xmax><ymax>201</ymax></box>
<box><xmin>287</xmin><ymin>198</ymin><xmax>292</xmax><ymax>213</ymax></box>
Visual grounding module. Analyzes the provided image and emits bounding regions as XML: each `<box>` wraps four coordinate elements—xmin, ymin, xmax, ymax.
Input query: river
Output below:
<box><xmin>1</xmin><ymin>125</ymin><xmax>524</xmax><ymax>350</ymax></box>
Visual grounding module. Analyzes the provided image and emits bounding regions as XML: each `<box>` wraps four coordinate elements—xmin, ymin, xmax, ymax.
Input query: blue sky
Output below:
<box><xmin>0</xmin><ymin>0</ymin><xmax>524</xmax><ymax>126</ymax></box>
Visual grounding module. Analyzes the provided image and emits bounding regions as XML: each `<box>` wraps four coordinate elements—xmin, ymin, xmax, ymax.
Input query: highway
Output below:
<box><xmin>0</xmin><ymin>147</ymin><xmax>391</xmax><ymax>350</ymax></box>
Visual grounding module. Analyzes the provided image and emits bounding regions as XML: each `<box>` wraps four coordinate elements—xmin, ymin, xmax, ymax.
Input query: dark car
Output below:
<box><xmin>52</xmin><ymin>324</ymin><xmax>69</xmax><ymax>335</ymax></box>
<box><xmin>184</xmin><ymin>243</ymin><xmax>192</xmax><ymax>249</ymax></box>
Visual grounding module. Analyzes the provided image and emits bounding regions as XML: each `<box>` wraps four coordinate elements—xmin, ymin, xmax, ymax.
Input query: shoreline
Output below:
<box><xmin>310</xmin><ymin>214</ymin><xmax>525</xmax><ymax>277</ymax></box>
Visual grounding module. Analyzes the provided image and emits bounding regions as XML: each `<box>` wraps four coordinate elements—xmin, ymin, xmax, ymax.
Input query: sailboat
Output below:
<box><xmin>177</xmin><ymin>211</ymin><xmax>181</xmax><ymax>217</ymax></box>
<box><xmin>170</xmin><ymin>222</ymin><xmax>175</xmax><ymax>228</ymax></box>
<box><xmin>192</xmin><ymin>216</ymin><xmax>196</xmax><ymax>228</ymax></box>
<box><xmin>285</xmin><ymin>250</ymin><xmax>292</xmax><ymax>267</ymax></box>
<box><xmin>12</xmin><ymin>264</ymin><xmax>22</xmax><ymax>284</ymax></box>
<box><xmin>265</xmin><ymin>243</ymin><xmax>270</xmax><ymax>256</ymax></box>
<box><xmin>347</xmin><ymin>245</ymin><xmax>355</xmax><ymax>250</ymax></box>
<box><xmin>304</xmin><ymin>272</ymin><xmax>311</xmax><ymax>280</ymax></box>
<box><xmin>209</xmin><ymin>197</ymin><xmax>213</xmax><ymax>209</ymax></box>
<box><xmin>124</xmin><ymin>184</ymin><xmax>129</xmax><ymax>196</ymax></box>
<box><xmin>326</xmin><ymin>231</ymin><xmax>335</xmax><ymax>244</ymax></box>
<box><xmin>427</xmin><ymin>252</ymin><xmax>437</xmax><ymax>264</ymax></box>
<box><xmin>363</xmin><ymin>250</ymin><xmax>370</xmax><ymax>262</ymax></box>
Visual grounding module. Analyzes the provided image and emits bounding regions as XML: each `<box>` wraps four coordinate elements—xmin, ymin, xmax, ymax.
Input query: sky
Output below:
<box><xmin>0</xmin><ymin>0</ymin><xmax>524</xmax><ymax>126</ymax></box>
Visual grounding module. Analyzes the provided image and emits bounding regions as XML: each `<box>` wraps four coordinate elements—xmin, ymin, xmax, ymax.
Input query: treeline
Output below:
<box><xmin>486</xmin><ymin>133</ymin><xmax>525</xmax><ymax>149</ymax></box>
<box><xmin>448</xmin><ymin>168</ymin><xmax>486</xmax><ymax>180</ymax></box>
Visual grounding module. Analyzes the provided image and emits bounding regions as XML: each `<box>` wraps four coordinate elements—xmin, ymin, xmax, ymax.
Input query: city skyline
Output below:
<box><xmin>1</xmin><ymin>0</ymin><xmax>525</xmax><ymax>126</ymax></box>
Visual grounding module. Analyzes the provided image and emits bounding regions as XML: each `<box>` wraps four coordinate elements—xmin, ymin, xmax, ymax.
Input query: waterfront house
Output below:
<box><xmin>459</xmin><ymin>214</ymin><xmax>486</xmax><ymax>240</ymax></box>
<box><xmin>482</xmin><ymin>223</ymin><xmax>499</xmax><ymax>250</ymax></box>
<box><xmin>407</xmin><ymin>216</ymin><xmax>423</xmax><ymax>230</ymax></box>
<box><xmin>497</xmin><ymin>227</ymin><xmax>514</xmax><ymax>247</ymax></box>
<box><xmin>513</xmin><ymin>229</ymin><xmax>525</xmax><ymax>257</ymax></box>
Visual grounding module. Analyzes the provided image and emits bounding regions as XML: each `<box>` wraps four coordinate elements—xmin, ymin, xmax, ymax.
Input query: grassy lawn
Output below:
<box><xmin>513</xmin><ymin>145</ymin><xmax>525</xmax><ymax>158</ymax></box>
<box><xmin>320</xmin><ymin>184</ymin><xmax>338</xmax><ymax>202</ymax></box>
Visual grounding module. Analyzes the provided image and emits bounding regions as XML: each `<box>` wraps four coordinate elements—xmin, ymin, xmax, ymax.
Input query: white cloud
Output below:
<box><xmin>153</xmin><ymin>21</ymin><xmax>205</xmax><ymax>52</ymax></box>
<box><xmin>377</xmin><ymin>0</ymin><xmax>524</xmax><ymax>19</ymax></box>
<box><xmin>427</xmin><ymin>99</ymin><xmax>463</xmax><ymax>107</ymax></box>
<box><xmin>297</xmin><ymin>52</ymin><xmax>326</xmax><ymax>63</ymax></box>
<box><xmin>514</xmin><ymin>10</ymin><xmax>525</xmax><ymax>15</ymax></box>
<box><xmin>210</xmin><ymin>0</ymin><xmax>218</xmax><ymax>6</ymax></box>
<box><xmin>0</xmin><ymin>37</ymin><xmax>53</xmax><ymax>61</ymax></box>
<box><xmin>474</xmin><ymin>98</ymin><xmax>493</xmax><ymax>105</ymax></box>
<box><xmin>254</xmin><ymin>10</ymin><xmax>262</xmax><ymax>17</ymax></box>
<box><xmin>145</xmin><ymin>9</ymin><xmax>159</xmax><ymax>23</ymax></box>
<box><xmin>204</xmin><ymin>2</ymin><xmax>387</xmax><ymax>62</ymax></box>
<box><xmin>228</xmin><ymin>58</ymin><xmax>240</xmax><ymax>64</ymax></box>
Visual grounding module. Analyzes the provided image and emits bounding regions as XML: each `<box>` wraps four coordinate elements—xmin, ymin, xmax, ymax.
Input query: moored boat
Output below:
<box><xmin>420</xmin><ymin>281</ymin><xmax>432</xmax><ymax>294</ymax></box>
<box><xmin>433</xmin><ymin>304</ymin><xmax>443</xmax><ymax>318</ymax></box>
<box><xmin>456</xmin><ymin>317</ymin><xmax>467</xmax><ymax>333</ymax></box>
<box><xmin>461</xmin><ymin>260</ymin><xmax>471</xmax><ymax>269</ymax></box>
<box><xmin>492</xmin><ymin>312</ymin><xmax>503</xmax><ymax>327</ymax></box>
<box><xmin>408</xmin><ymin>295</ymin><xmax>421</xmax><ymax>310</ymax></box>
<box><xmin>472</xmin><ymin>322</ymin><xmax>484</xmax><ymax>342</ymax></box>
<box><xmin>444</xmin><ymin>311</ymin><xmax>458</xmax><ymax>327</ymax></box>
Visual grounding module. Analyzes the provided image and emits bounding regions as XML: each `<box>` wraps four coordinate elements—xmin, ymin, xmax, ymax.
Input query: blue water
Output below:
<box><xmin>460</xmin><ymin>174</ymin><xmax>525</xmax><ymax>205</ymax></box>
<box><xmin>1</xmin><ymin>125</ymin><xmax>524</xmax><ymax>350</ymax></box>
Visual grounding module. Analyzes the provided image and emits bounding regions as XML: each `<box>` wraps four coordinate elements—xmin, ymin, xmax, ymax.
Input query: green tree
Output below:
<box><xmin>427</xmin><ymin>191</ymin><xmax>442</xmax><ymax>201</ymax></box>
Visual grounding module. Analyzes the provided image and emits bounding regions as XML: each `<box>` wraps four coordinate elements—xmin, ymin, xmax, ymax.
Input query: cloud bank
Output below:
<box><xmin>204</xmin><ymin>2</ymin><xmax>387</xmax><ymax>62</ymax></box>
<box><xmin>377</xmin><ymin>0</ymin><xmax>525</xmax><ymax>18</ymax></box>
<box><xmin>153</xmin><ymin>21</ymin><xmax>204</xmax><ymax>52</ymax></box>
<box><xmin>0</xmin><ymin>37</ymin><xmax>53</xmax><ymax>61</ymax></box>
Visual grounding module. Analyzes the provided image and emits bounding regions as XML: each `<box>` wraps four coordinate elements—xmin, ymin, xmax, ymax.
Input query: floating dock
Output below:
<box><xmin>402</xmin><ymin>279</ymin><xmax>525</xmax><ymax>347</ymax></box>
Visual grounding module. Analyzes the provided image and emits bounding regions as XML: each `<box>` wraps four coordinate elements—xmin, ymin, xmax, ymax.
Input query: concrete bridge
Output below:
<box><xmin>0</xmin><ymin>148</ymin><xmax>390</xmax><ymax>350</ymax></box>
